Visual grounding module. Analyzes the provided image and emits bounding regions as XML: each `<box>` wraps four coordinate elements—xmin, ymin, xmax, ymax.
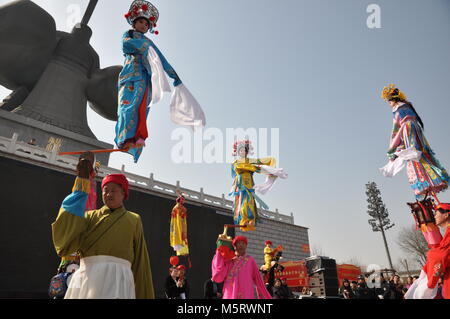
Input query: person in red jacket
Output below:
<box><xmin>405</xmin><ymin>203</ymin><xmax>450</xmax><ymax>299</ymax></box>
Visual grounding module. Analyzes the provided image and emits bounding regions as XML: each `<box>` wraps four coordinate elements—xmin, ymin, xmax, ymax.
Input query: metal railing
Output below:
<box><xmin>0</xmin><ymin>133</ymin><xmax>295</xmax><ymax>224</ymax></box>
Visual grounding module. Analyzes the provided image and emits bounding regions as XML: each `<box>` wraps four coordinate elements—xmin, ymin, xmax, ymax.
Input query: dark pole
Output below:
<box><xmin>81</xmin><ymin>0</ymin><xmax>99</xmax><ymax>25</ymax></box>
<box><xmin>378</xmin><ymin>215</ymin><xmax>394</xmax><ymax>270</ymax></box>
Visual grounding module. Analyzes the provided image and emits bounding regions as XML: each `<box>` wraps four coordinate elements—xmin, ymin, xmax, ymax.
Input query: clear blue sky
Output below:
<box><xmin>1</xmin><ymin>0</ymin><xmax>449</xmax><ymax>270</ymax></box>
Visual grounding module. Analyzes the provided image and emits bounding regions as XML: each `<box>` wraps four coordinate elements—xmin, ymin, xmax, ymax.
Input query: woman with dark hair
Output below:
<box><xmin>380</xmin><ymin>84</ymin><xmax>450</xmax><ymax>200</ymax></box>
<box><xmin>339</xmin><ymin>279</ymin><xmax>354</xmax><ymax>299</ymax></box>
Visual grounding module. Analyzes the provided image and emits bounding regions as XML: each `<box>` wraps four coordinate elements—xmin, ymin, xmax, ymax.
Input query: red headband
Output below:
<box><xmin>437</xmin><ymin>203</ymin><xmax>450</xmax><ymax>211</ymax></box>
<box><xmin>101</xmin><ymin>174</ymin><xmax>129</xmax><ymax>200</ymax></box>
<box><xmin>232</xmin><ymin>236</ymin><xmax>248</xmax><ymax>247</ymax></box>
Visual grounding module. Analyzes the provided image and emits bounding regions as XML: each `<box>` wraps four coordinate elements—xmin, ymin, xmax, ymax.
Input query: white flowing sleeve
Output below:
<box><xmin>379</xmin><ymin>147</ymin><xmax>422</xmax><ymax>178</ymax></box>
<box><xmin>254</xmin><ymin>165</ymin><xmax>288</xmax><ymax>195</ymax></box>
<box><xmin>170</xmin><ymin>84</ymin><xmax>206</xmax><ymax>127</ymax></box>
<box><xmin>147</xmin><ymin>47</ymin><xmax>171</xmax><ymax>105</ymax></box>
<box><xmin>404</xmin><ymin>270</ymin><xmax>438</xmax><ymax>299</ymax></box>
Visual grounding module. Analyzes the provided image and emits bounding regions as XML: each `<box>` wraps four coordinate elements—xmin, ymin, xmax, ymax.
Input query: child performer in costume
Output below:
<box><xmin>170</xmin><ymin>195</ymin><xmax>189</xmax><ymax>257</ymax></box>
<box><xmin>261</xmin><ymin>240</ymin><xmax>283</xmax><ymax>272</ymax></box>
<box><xmin>116</xmin><ymin>0</ymin><xmax>206</xmax><ymax>162</ymax></box>
<box><xmin>211</xmin><ymin>236</ymin><xmax>272</xmax><ymax>299</ymax></box>
<box><xmin>405</xmin><ymin>203</ymin><xmax>450</xmax><ymax>299</ymax></box>
<box><xmin>52</xmin><ymin>161</ymin><xmax>154</xmax><ymax>299</ymax></box>
<box><xmin>379</xmin><ymin>84</ymin><xmax>450</xmax><ymax>199</ymax></box>
<box><xmin>263</xmin><ymin>240</ymin><xmax>274</xmax><ymax>272</ymax></box>
<box><xmin>230</xmin><ymin>140</ymin><xmax>287</xmax><ymax>231</ymax></box>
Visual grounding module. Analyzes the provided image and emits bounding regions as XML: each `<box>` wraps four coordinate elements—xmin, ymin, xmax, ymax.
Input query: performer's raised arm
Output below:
<box><xmin>212</xmin><ymin>247</ymin><xmax>231</xmax><ymax>283</ymax></box>
<box><xmin>52</xmin><ymin>158</ymin><xmax>92</xmax><ymax>257</ymax></box>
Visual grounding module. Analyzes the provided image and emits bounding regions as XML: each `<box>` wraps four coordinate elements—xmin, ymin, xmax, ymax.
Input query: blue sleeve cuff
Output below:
<box><xmin>61</xmin><ymin>191</ymin><xmax>88</xmax><ymax>218</ymax></box>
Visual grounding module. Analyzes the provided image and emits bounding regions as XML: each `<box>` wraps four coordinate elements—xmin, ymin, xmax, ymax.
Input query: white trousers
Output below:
<box><xmin>64</xmin><ymin>255</ymin><xmax>136</xmax><ymax>299</ymax></box>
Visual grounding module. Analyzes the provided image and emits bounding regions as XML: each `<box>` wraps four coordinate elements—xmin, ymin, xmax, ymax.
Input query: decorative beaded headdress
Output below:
<box><xmin>381</xmin><ymin>84</ymin><xmax>407</xmax><ymax>101</ymax></box>
<box><xmin>232</xmin><ymin>140</ymin><xmax>254</xmax><ymax>156</ymax></box>
<box><xmin>124</xmin><ymin>0</ymin><xmax>159</xmax><ymax>34</ymax></box>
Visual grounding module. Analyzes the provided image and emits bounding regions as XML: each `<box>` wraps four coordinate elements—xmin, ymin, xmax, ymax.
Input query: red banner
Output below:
<box><xmin>273</xmin><ymin>261</ymin><xmax>362</xmax><ymax>288</ymax></box>
<box><xmin>336</xmin><ymin>264</ymin><xmax>362</xmax><ymax>286</ymax></box>
<box><xmin>275</xmin><ymin>261</ymin><xmax>309</xmax><ymax>287</ymax></box>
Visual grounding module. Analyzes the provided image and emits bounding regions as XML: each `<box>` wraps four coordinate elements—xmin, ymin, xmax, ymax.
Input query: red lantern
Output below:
<box><xmin>169</xmin><ymin>256</ymin><xmax>179</xmax><ymax>266</ymax></box>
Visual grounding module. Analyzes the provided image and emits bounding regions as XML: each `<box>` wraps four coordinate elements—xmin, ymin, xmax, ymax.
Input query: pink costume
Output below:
<box><xmin>211</xmin><ymin>250</ymin><xmax>272</xmax><ymax>299</ymax></box>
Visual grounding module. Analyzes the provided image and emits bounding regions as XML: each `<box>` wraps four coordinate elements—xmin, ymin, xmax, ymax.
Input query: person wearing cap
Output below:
<box><xmin>354</xmin><ymin>275</ymin><xmax>376</xmax><ymax>299</ymax></box>
<box><xmin>211</xmin><ymin>235</ymin><xmax>272</xmax><ymax>299</ymax></box>
<box><xmin>176</xmin><ymin>264</ymin><xmax>190</xmax><ymax>299</ymax></box>
<box><xmin>405</xmin><ymin>203</ymin><xmax>450</xmax><ymax>299</ymax></box>
<box><xmin>51</xmin><ymin>157</ymin><xmax>154</xmax><ymax>298</ymax></box>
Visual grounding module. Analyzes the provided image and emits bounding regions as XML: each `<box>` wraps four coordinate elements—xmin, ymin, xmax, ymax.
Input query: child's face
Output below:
<box><xmin>238</xmin><ymin>147</ymin><xmax>247</xmax><ymax>159</ymax></box>
<box><xmin>134</xmin><ymin>18</ymin><xmax>150</xmax><ymax>33</ymax></box>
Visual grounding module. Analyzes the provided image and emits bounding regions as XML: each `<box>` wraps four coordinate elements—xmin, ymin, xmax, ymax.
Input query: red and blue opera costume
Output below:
<box><xmin>115</xmin><ymin>0</ymin><xmax>206</xmax><ymax>162</ymax></box>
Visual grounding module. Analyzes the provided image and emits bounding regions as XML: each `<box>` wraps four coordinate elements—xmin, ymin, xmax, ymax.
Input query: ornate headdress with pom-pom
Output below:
<box><xmin>124</xmin><ymin>0</ymin><xmax>159</xmax><ymax>35</ymax></box>
<box><xmin>232</xmin><ymin>140</ymin><xmax>254</xmax><ymax>156</ymax></box>
<box><xmin>381</xmin><ymin>84</ymin><xmax>407</xmax><ymax>101</ymax></box>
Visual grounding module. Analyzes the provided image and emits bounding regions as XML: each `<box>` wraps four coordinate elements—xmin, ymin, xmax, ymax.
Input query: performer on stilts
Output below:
<box><xmin>211</xmin><ymin>235</ymin><xmax>272</xmax><ymax>299</ymax></box>
<box><xmin>52</xmin><ymin>158</ymin><xmax>154</xmax><ymax>298</ymax></box>
<box><xmin>405</xmin><ymin>203</ymin><xmax>450</xmax><ymax>299</ymax></box>
<box><xmin>55</xmin><ymin>153</ymin><xmax>99</xmax><ymax>274</ymax></box>
<box><xmin>170</xmin><ymin>194</ymin><xmax>190</xmax><ymax>267</ymax></box>
<box><xmin>230</xmin><ymin>140</ymin><xmax>288</xmax><ymax>231</ymax></box>
<box><xmin>116</xmin><ymin>0</ymin><xmax>206</xmax><ymax>163</ymax></box>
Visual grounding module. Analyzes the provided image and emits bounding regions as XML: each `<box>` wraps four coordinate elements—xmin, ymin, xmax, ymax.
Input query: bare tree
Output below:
<box><xmin>396</xmin><ymin>225</ymin><xmax>429</xmax><ymax>268</ymax></box>
<box><xmin>310</xmin><ymin>244</ymin><xmax>327</xmax><ymax>257</ymax></box>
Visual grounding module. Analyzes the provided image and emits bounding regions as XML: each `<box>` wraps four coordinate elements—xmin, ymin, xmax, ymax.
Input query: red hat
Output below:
<box><xmin>232</xmin><ymin>236</ymin><xmax>248</xmax><ymax>247</ymax></box>
<box><xmin>101</xmin><ymin>174</ymin><xmax>129</xmax><ymax>200</ymax></box>
<box><xmin>177</xmin><ymin>265</ymin><xmax>186</xmax><ymax>270</ymax></box>
<box><xmin>437</xmin><ymin>203</ymin><xmax>450</xmax><ymax>212</ymax></box>
<box><xmin>265</xmin><ymin>240</ymin><xmax>272</xmax><ymax>246</ymax></box>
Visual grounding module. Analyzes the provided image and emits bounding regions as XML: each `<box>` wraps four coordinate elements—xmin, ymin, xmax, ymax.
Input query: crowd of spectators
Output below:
<box><xmin>338</xmin><ymin>274</ymin><xmax>443</xmax><ymax>299</ymax></box>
